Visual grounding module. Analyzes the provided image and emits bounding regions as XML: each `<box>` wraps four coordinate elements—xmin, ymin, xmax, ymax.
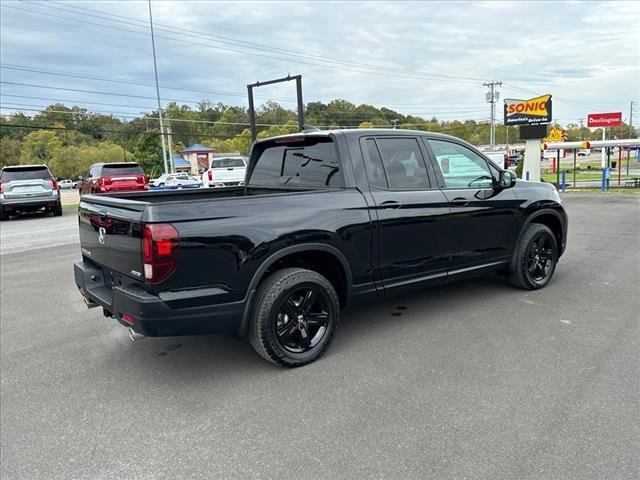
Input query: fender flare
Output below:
<box><xmin>237</xmin><ymin>243</ymin><xmax>353</xmax><ymax>337</ymax></box>
<box><xmin>510</xmin><ymin>208</ymin><xmax>565</xmax><ymax>269</ymax></box>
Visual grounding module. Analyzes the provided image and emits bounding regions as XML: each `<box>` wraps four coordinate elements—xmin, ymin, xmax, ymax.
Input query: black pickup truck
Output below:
<box><xmin>75</xmin><ymin>129</ymin><xmax>567</xmax><ymax>367</ymax></box>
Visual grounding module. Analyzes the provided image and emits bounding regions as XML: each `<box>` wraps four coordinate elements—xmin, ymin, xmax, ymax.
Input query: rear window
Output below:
<box><xmin>211</xmin><ymin>158</ymin><xmax>246</xmax><ymax>168</ymax></box>
<box><xmin>101</xmin><ymin>164</ymin><xmax>143</xmax><ymax>176</ymax></box>
<box><xmin>1</xmin><ymin>166</ymin><xmax>51</xmax><ymax>181</ymax></box>
<box><xmin>249</xmin><ymin>137</ymin><xmax>343</xmax><ymax>188</ymax></box>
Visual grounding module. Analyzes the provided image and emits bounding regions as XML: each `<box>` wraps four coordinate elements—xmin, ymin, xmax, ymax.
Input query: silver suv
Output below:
<box><xmin>0</xmin><ymin>165</ymin><xmax>62</xmax><ymax>220</ymax></box>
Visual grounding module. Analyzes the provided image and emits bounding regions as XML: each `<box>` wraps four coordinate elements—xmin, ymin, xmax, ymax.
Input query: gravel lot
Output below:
<box><xmin>1</xmin><ymin>194</ymin><xmax>639</xmax><ymax>480</ymax></box>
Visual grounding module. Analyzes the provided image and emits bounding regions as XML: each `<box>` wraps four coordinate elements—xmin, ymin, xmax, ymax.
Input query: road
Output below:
<box><xmin>1</xmin><ymin>195</ymin><xmax>639</xmax><ymax>480</ymax></box>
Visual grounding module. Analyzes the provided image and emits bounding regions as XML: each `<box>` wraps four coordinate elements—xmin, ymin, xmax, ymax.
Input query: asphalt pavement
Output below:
<box><xmin>1</xmin><ymin>195</ymin><xmax>639</xmax><ymax>480</ymax></box>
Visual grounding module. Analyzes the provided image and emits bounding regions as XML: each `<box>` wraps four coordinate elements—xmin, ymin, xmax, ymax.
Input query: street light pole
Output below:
<box><xmin>148</xmin><ymin>0</ymin><xmax>168</xmax><ymax>175</ymax></box>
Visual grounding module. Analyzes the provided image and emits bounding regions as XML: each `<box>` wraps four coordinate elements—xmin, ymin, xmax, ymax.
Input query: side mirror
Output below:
<box><xmin>498</xmin><ymin>170</ymin><xmax>516</xmax><ymax>189</ymax></box>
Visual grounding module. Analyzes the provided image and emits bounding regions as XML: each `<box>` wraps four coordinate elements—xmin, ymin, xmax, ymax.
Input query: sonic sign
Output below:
<box><xmin>504</xmin><ymin>94</ymin><xmax>552</xmax><ymax>126</ymax></box>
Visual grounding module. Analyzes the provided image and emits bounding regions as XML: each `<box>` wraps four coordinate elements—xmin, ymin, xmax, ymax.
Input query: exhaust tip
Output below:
<box><xmin>128</xmin><ymin>327</ymin><xmax>145</xmax><ymax>342</ymax></box>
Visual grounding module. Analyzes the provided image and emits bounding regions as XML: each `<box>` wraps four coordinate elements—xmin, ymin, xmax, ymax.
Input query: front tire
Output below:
<box><xmin>249</xmin><ymin>268</ymin><xmax>340</xmax><ymax>367</ymax></box>
<box><xmin>509</xmin><ymin>223</ymin><xmax>558</xmax><ymax>290</ymax></box>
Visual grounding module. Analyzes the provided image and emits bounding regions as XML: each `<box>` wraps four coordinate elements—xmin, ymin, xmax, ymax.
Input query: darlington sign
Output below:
<box><xmin>587</xmin><ymin>112</ymin><xmax>622</xmax><ymax>128</ymax></box>
<box><xmin>504</xmin><ymin>94</ymin><xmax>552</xmax><ymax>126</ymax></box>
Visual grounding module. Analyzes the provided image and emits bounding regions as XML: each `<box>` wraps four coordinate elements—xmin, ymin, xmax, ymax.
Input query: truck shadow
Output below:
<box><xmin>105</xmin><ymin>274</ymin><xmax>516</xmax><ymax>383</ymax></box>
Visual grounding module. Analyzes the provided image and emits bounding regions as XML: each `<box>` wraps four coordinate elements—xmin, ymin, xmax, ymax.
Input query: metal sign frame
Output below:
<box><xmin>247</xmin><ymin>75</ymin><xmax>304</xmax><ymax>142</ymax></box>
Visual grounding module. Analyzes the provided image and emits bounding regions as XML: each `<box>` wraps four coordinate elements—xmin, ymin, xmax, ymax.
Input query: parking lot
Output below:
<box><xmin>1</xmin><ymin>194</ymin><xmax>639</xmax><ymax>479</ymax></box>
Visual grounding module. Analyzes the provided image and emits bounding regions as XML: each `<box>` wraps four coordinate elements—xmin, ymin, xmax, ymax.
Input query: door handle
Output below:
<box><xmin>379</xmin><ymin>200</ymin><xmax>402</xmax><ymax>209</ymax></box>
<box><xmin>451</xmin><ymin>197</ymin><xmax>470</xmax><ymax>206</ymax></box>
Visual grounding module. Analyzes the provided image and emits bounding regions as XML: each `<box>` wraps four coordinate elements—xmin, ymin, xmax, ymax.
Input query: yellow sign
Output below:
<box><xmin>504</xmin><ymin>94</ymin><xmax>552</xmax><ymax>125</ymax></box>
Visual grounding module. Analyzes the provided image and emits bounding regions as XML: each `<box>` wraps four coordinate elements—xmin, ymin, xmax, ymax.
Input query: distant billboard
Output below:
<box><xmin>587</xmin><ymin>112</ymin><xmax>622</xmax><ymax>128</ymax></box>
<box><xmin>504</xmin><ymin>94</ymin><xmax>552</xmax><ymax>126</ymax></box>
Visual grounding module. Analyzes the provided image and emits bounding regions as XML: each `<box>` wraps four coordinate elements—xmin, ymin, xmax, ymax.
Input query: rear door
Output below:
<box><xmin>424</xmin><ymin>138</ymin><xmax>519</xmax><ymax>273</ymax></box>
<box><xmin>360</xmin><ymin>136</ymin><xmax>450</xmax><ymax>293</ymax></box>
<box><xmin>0</xmin><ymin>166</ymin><xmax>55</xmax><ymax>200</ymax></box>
<box><xmin>101</xmin><ymin>163</ymin><xmax>146</xmax><ymax>192</ymax></box>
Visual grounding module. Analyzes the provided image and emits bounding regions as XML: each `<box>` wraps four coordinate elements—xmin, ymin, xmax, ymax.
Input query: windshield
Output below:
<box><xmin>101</xmin><ymin>164</ymin><xmax>143</xmax><ymax>176</ymax></box>
<box><xmin>249</xmin><ymin>137</ymin><xmax>343</xmax><ymax>188</ymax></box>
<box><xmin>211</xmin><ymin>158</ymin><xmax>246</xmax><ymax>168</ymax></box>
<box><xmin>1</xmin><ymin>166</ymin><xmax>52</xmax><ymax>181</ymax></box>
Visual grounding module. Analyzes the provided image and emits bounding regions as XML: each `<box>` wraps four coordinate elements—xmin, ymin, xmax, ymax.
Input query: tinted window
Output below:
<box><xmin>428</xmin><ymin>140</ymin><xmax>493</xmax><ymax>189</ymax></box>
<box><xmin>101</xmin><ymin>164</ymin><xmax>143</xmax><ymax>176</ymax></box>
<box><xmin>249</xmin><ymin>138</ymin><xmax>343</xmax><ymax>188</ymax></box>
<box><xmin>211</xmin><ymin>158</ymin><xmax>246</xmax><ymax>168</ymax></box>
<box><xmin>1</xmin><ymin>166</ymin><xmax>51</xmax><ymax>181</ymax></box>
<box><xmin>363</xmin><ymin>139</ymin><xmax>388</xmax><ymax>189</ymax></box>
<box><xmin>376</xmin><ymin>138</ymin><xmax>429</xmax><ymax>190</ymax></box>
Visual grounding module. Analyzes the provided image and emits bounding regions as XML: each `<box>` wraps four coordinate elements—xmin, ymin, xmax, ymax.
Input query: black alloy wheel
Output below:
<box><xmin>275</xmin><ymin>287</ymin><xmax>331</xmax><ymax>353</ymax></box>
<box><xmin>249</xmin><ymin>268</ymin><xmax>340</xmax><ymax>367</ymax></box>
<box><xmin>526</xmin><ymin>235</ymin><xmax>554</xmax><ymax>282</ymax></box>
<box><xmin>509</xmin><ymin>223</ymin><xmax>558</xmax><ymax>290</ymax></box>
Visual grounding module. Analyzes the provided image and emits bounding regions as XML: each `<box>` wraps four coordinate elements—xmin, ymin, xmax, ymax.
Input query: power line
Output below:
<box><xmin>0</xmin><ymin>64</ymin><xmax>295</xmax><ymax>102</ymax></box>
<box><xmin>38</xmin><ymin>0</ymin><xmax>488</xmax><ymax>84</ymax></box>
<box><xmin>6</xmin><ymin>3</ymin><xmax>485</xmax><ymax>85</ymax></box>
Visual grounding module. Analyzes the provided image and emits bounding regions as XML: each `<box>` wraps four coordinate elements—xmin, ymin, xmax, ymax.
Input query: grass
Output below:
<box><xmin>562</xmin><ymin>187</ymin><xmax>640</xmax><ymax>194</ymax></box>
<box><xmin>541</xmin><ymin>172</ymin><xmax>636</xmax><ymax>182</ymax></box>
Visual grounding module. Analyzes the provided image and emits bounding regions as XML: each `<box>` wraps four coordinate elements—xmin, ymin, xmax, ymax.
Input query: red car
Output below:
<box><xmin>78</xmin><ymin>163</ymin><xmax>148</xmax><ymax>195</ymax></box>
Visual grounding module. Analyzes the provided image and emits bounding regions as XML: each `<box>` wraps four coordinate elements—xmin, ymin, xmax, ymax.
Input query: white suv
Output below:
<box><xmin>202</xmin><ymin>157</ymin><xmax>247</xmax><ymax>188</ymax></box>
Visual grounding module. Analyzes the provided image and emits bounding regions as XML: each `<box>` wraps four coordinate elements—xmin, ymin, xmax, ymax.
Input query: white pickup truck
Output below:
<box><xmin>201</xmin><ymin>157</ymin><xmax>247</xmax><ymax>188</ymax></box>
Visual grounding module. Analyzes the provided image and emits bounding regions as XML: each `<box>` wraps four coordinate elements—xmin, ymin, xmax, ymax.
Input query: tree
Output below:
<box><xmin>359</xmin><ymin>122</ymin><xmax>374</xmax><ymax>128</ymax></box>
<box><xmin>19</xmin><ymin>130</ymin><xmax>62</xmax><ymax>165</ymax></box>
<box><xmin>0</xmin><ymin>138</ymin><xmax>22</xmax><ymax>168</ymax></box>
<box><xmin>50</xmin><ymin>143</ymin><xmax>128</xmax><ymax>179</ymax></box>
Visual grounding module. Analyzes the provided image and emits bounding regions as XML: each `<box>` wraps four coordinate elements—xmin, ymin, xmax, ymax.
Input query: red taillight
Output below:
<box><xmin>0</xmin><ymin>180</ymin><xmax>4</xmax><ymax>193</ymax></box>
<box><xmin>50</xmin><ymin>178</ymin><xmax>58</xmax><ymax>190</ymax></box>
<box><xmin>142</xmin><ymin>223</ymin><xmax>179</xmax><ymax>284</ymax></box>
<box><xmin>120</xmin><ymin>313</ymin><xmax>134</xmax><ymax>325</ymax></box>
<box><xmin>208</xmin><ymin>170</ymin><xmax>213</xmax><ymax>181</ymax></box>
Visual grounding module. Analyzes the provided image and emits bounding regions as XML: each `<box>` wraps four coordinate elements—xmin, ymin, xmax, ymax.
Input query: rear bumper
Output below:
<box><xmin>0</xmin><ymin>194</ymin><xmax>59</xmax><ymax>209</ymax></box>
<box><xmin>74</xmin><ymin>260</ymin><xmax>246</xmax><ymax>337</ymax></box>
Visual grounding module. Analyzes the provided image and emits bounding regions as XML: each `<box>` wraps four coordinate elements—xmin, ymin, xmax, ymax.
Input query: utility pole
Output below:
<box><xmin>484</xmin><ymin>81</ymin><xmax>502</xmax><ymax>149</ymax></box>
<box><xmin>630</xmin><ymin>101</ymin><xmax>635</xmax><ymax>139</ymax></box>
<box><xmin>578</xmin><ymin>118</ymin><xmax>584</xmax><ymax>141</ymax></box>
<box><xmin>166</xmin><ymin>124</ymin><xmax>175</xmax><ymax>173</ymax></box>
<box><xmin>148</xmin><ymin>0</ymin><xmax>169</xmax><ymax>175</ymax></box>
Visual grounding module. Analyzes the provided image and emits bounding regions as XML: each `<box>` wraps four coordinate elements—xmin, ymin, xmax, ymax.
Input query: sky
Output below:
<box><xmin>1</xmin><ymin>0</ymin><xmax>639</xmax><ymax>127</ymax></box>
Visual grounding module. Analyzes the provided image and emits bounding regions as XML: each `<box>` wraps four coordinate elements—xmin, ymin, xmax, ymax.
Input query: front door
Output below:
<box><xmin>424</xmin><ymin>138</ymin><xmax>519</xmax><ymax>274</ymax></box>
<box><xmin>361</xmin><ymin>136</ymin><xmax>450</xmax><ymax>294</ymax></box>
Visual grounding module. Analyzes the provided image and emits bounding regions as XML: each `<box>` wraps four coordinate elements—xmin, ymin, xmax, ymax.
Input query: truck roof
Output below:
<box><xmin>255</xmin><ymin>128</ymin><xmax>470</xmax><ymax>145</ymax></box>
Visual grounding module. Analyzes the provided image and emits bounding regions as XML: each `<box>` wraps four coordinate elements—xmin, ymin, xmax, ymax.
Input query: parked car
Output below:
<box><xmin>59</xmin><ymin>179</ymin><xmax>75</xmax><ymax>189</ymax></box>
<box><xmin>78</xmin><ymin>162</ymin><xmax>148</xmax><ymax>195</ymax></box>
<box><xmin>202</xmin><ymin>156</ymin><xmax>247</xmax><ymax>187</ymax></box>
<box><xmin>75</xmin><ymin>129</ymin><xmax>567</xmax><ymax>367</ymax></box>
<box><xmin>577</xmin><ymin>149</ymin><xmax>590</xmax><ymax>157</ymax></box>
<box><xmin>150</xmin><ymin>173</ymin><xmax>202</xmax><ymax>189</ymax></box>
<box><xmin>0</xmin><ymin>165</ymin><xmax>62</xmax><ymax>220</ymax></box>
<box><xmin>508</xmin><ymin>153</ymin><xmax>522</xmax><ymax>166</ymax></box>
<box><xmin>483</xmin><ymin>150</ymin><xmax>509</xmax><ymax>169</ymax></box>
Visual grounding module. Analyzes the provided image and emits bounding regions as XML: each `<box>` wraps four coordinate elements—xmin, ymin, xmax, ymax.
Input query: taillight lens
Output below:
<box><xmin>142</xmin><ymin>223</ymin><xmax>179</xmax><ymax>284</ymax></box>
<box><xmin>0</xmin><ymin>180</ymin><xmax>4</xmax><ymax>193</ymax></box>
<box><xmin>208</xmin><ymin>171</ymin><xmax>213</xmax><ymax>181</ymax></box>
<box><xmin>50</xmin><ymin>178</ymin><xmax>58</xmax><ymax>190</ymax></box>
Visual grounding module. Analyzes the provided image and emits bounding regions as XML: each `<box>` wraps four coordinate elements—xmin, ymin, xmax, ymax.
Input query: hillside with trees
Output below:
<box><xmin>1</xmin><ymin>100</ymin><xmax>634</xmax><ymax>178</ymax></box>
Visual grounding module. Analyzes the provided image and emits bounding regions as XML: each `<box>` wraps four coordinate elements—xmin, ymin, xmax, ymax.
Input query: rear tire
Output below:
<box><xmin>52</xmin><ymin>201</ymin><xmax>63</xmax><ymax>217</ymax></box>
<box><xmin>249</xmin><ymin>268</ymin><xmax>340</xmax><ymax>367</ymax></box>
<box><xmin>0</xmin><ymin>207</ymin><xmax>7</xmax><ymax>221</ymax></box>
<box><xmin>508</xmin><ymin>223</ymin><xmax>558</xmax><ymax>290</ymax></box>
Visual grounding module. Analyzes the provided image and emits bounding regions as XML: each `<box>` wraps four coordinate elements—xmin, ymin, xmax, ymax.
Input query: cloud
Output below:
<box><xmin>1</xmin><ymin>0</ymin><xmax>638</xmax><ymax>125</ymax></box>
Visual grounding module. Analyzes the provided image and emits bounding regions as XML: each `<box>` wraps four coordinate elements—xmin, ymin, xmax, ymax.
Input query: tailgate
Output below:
<box><xmin>79</xmin><ymin>199</ymin><xmax>145</xmax><ymax>281</ymax></box>
<box><xmin>4</xmin><ymin>179</ymin><xmax>54</xmax><ymax>199</ymax></box>
<box><xmin>211</xmin><ymin>167</ymin><xmax>246</xmax><ymax>183</ymax></box>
